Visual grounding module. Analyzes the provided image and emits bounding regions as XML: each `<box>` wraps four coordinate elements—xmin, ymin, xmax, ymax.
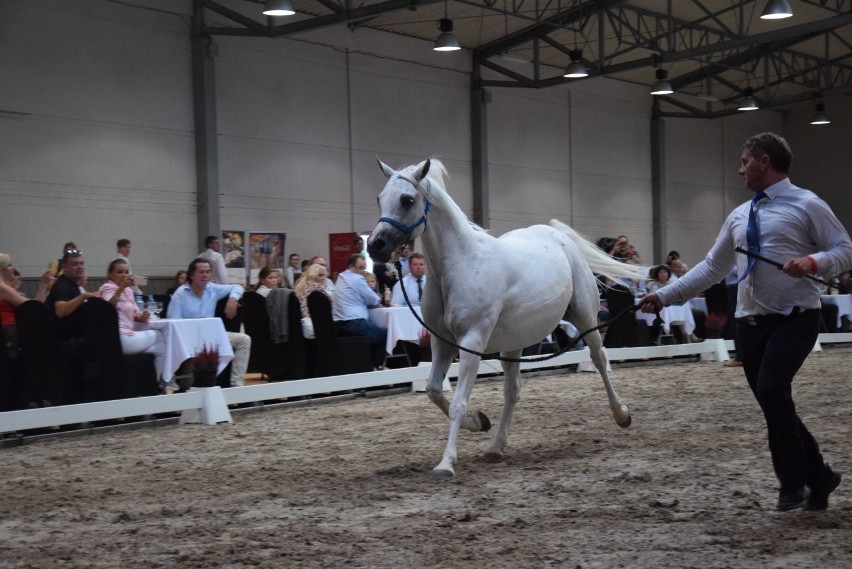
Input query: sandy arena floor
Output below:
<box><xmin>1</xmin><ymin>348</ymin><xmax>851</xmax><ymax>568</ymax></box>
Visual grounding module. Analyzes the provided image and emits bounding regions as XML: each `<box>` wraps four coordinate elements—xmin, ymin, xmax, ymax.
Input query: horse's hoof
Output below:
<box><xmin>432</xmin><ymin>468</ymin><xmax>454</xmax><ymax>479</ymax></box>
<box><xmin>616</xmin><ymin>414</ymin><xmax>632</xmax><ymax>428</ymax></box>
<box><xmin>477</xmin><ymin>411</ymin><xmax>492</xmax><ymax>432</ymax></box>
<box><xmin>482</xmin><ymin>451</ymin><xmax>504</xmax><ymax>463</ymax></box>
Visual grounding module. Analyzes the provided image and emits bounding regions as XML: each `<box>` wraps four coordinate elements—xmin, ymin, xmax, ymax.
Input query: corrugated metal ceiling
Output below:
<box><xmin>203</xmin><ymin>1</ymin><xmax>852</xmax><ymax>117</ymax></box>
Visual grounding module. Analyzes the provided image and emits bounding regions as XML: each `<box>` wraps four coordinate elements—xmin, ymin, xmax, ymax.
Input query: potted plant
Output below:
<box><xmin>703</xmin><ymin>312</ymin><xmax>728</xmax><ymax>339</ymax></box>
<box><xmin>191</xmin><ymin>343</ymin><xmax>220</xmax><ymax>388</ymax></box>
<box><xmin>419</xmin><ymin>328</ymin><xmax>432</xmax><ymax>362</ymax></box>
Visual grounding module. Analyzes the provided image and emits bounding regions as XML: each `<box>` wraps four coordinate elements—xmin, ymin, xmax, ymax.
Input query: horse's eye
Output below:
<box><xmin>376</xmin><ymin>196</ymin><xmax>380</xmax><ymax>210</ymax></box>
<box><xmin>400</xmin><ymin>195</ymin><xmax>415</xmax><ymax>208</ymax></box>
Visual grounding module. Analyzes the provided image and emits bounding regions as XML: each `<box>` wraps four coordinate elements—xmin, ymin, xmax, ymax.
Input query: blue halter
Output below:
<box><xmin>377</xmin><ymin>176</ymin><xmax>432</xmax><ymax>238</ymax></box>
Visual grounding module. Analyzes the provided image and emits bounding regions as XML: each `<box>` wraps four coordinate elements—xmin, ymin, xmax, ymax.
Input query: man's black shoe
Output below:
<box><xmin>777</xmin><ymin>486</ymin><xmax>810</xmax><ymax>511</ymax></box>
<box><xmin>805</xmin><ymin>471</ymin><xmax>841</xmax><ymax>511</ymax></box>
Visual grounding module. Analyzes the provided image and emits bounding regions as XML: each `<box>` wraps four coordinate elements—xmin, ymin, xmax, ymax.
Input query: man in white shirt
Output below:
<box><xmin>332</xmin><ymin>254</ymin><xmax>387</xmax><ymax>368</ymax></box>
<box><xmin>167</xmin><ymin>258</ymin><xmax>251</xmax><ymax>387</ymax></box>
<box><xmin>199</xmin><ymin>235</ymin><xmax>228</xmax><ymax>284</ymax></box>
<box><xmin>639</xmin><ymin>132</ymin><xmax>852</xmax><ymax>512</ymax></box>
<box><xmin>283</xmin><ymin>253</ymin><xmax>301</xmax><ymax>288</ymax></box>
<box><xmin>391</xmin><ymin>252</ymin><xmax>426</xmax><ymax>306</ymax></box>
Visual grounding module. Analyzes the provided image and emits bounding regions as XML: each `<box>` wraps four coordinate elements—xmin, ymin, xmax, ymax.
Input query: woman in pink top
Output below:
<box><xmin>98</xmin><ymin>259</ymin><xmax>165</xmax><ymax>366</ymax></box>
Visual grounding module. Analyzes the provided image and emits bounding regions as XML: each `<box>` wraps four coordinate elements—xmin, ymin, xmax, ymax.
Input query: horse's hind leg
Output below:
<box><xmin>483</xmin><ymin>349</ymin><xmax>522</xmax><ymax>463</ymax></box>
<box><xmin>584</xmin><ymin>328</ymin><xmax>631</xmax><ymax>427</ymax></box>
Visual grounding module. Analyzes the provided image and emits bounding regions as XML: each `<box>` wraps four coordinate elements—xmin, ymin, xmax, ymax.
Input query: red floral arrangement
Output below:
<box><xmin>193</xmin><ymin>343</ymin><xmax>220</xmax><ymax>372</ymax></box>
<box><xmin>419</xmin><ymin>328</ymin><xmax>432</xmax><ymax>347</ymax></box>
<box><xmin>704</xmin><ymin>312</ymin><xmax>728</xmax><ymax>330</ymax></box>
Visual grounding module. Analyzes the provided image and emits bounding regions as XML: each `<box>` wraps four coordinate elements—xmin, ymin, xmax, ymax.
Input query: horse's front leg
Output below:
<box><xmin>424</xmin><ymin>335</ymin><xmax>456</xmax><ymax>418</ymax></box>
<box><xmin>433</xmin><ymin>349</ymin><xmax>490</xmax><ymax>478</ymax></box>
<box><xmin>483</xmin><ymin>350</ymin><xmax>522</xmax><ymax>463</ymax></box>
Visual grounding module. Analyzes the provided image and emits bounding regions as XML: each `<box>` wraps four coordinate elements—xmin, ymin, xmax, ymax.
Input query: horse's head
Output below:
<box><xmin>368</xmin><ymin>158</ymin><xmax>432</xmax><ymax>263</ymax></box>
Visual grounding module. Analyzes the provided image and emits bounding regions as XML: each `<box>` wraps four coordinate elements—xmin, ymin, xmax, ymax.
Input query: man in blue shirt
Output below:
<box><xmin>167</xmin><ymin>258</ymin><xmax>251</xmax><ymax>387</ymax></box>
<box><xmin>639</xmin><ymin>132</ymin><xmax>852</xmax><ymax>512</ymax></box>
<box><xmin>332</xmin><ymin>254</ymin><xmax>387</xmax><ymax>368</ymax></box>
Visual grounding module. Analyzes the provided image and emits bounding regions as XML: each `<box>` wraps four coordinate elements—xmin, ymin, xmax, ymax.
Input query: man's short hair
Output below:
<box><xmin>117</xmin><ymin>238</ymin><xmax>131</xmax><ymax>249</ymax></box>
<box><xmin>409</xmin><ymin>252</ymin><xmax>425</xmax><ymax>262</ymax></box>
<box><xmin>204</xmin><ymin>235</ymin><xmax>218</xmax><ymax>248</ymax></box>
<box><xmin>743</xmin><ymin>132</ymin><xmax>793</xmax><ymax>174</ymax></box>
<box><xmin>187</xmin><ymin>257</ymin><xmax>212</xmax><ymax>282</ymax></box>
<box><xmin>347</xmin><ymin>253</ymin><xmax>366</xmax><ymax>267</ymax></box>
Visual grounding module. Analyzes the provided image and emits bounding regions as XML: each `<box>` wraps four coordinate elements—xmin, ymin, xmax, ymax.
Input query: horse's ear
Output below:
<box><xmin>415</xmin><ymin>159</ymin><xmax>431</xmax><ymax>182</ymax></box>
<box><xmin>377</xmin><ymin>158</ymin><xmax>395</xmax><ymax>179</ymax></box>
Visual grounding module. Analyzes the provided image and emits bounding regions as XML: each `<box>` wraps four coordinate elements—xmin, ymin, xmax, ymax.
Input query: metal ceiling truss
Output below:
<box><xmin>199</xmin><ymin>0</ymin><xmax>852</xmax><ymax>118</ymax></box>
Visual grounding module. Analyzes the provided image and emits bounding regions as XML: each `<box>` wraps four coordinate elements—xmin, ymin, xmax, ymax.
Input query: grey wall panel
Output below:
<box><xmin>0</xmin><ymin>1</ymin><xmax>196</xmax><ymax>277</ymax></box>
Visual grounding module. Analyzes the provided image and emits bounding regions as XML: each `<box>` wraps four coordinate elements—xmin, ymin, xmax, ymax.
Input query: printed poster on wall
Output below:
<box><xmin>248</xmin><ymin>232</ymin><xmax>287</xmax><ymax>285</ymax></box>
<box><xmin>221</xmin><ymin>230</ymin><xmax>246</xmax><ymax>285</ymax></box>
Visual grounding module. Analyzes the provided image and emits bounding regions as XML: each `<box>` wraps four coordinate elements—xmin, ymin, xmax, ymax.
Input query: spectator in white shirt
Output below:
<box><xmin>199</xmin><ymin>235</ymin><xmax>228</xmax><ymax>284</ymax></box>
<box><xmin>391</xmin><ymin>252</ymin><xmax>426</xmax><ymax>306</ymax></box>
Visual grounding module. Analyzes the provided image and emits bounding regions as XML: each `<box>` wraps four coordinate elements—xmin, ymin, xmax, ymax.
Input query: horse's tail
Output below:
<box><xmin>549</xmin><ymin>219</ymin><xmax>650</xmax><ymax>284</ymax></box>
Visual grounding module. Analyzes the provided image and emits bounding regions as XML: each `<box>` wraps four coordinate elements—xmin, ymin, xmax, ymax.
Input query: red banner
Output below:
<box><xmin>328</xmin><ymin>232</ymin><xmax>356</xmax><ymax>281</ymax></box>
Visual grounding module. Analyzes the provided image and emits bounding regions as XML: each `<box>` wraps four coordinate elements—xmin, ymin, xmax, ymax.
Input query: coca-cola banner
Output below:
<box><xmin>328</xmin><ymin>232</ymin><xmax>356</xmax><ymax>281</ymax></box>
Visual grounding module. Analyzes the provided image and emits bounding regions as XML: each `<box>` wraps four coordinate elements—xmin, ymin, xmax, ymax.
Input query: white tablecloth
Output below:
<box><xmin>688</xmin><ymin>297</ymin><xmax>707</xmax><ymax>315</ymax></box>
<box><xmin>820</xmin><ymin>294</ymin><xmax>852</xmax><ymax>328</ymax></box>
<box><xmin>368</xmin><ymin>306</ymin><xmax>424</xmax><ymax>355</ymax></box>
<box><xmin>141</xmin><ymin>318</ymin><xmax>234</xmax><ymax>381</ymax></box>
<box><xmin>635</xmin><ymin>301</ymin><xmax>696</xmax><ymax>335</ymax></box>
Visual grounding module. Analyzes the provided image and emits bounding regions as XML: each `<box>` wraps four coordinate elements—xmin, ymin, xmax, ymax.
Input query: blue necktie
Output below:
<box><xmin>416</xmin><ymin>278</ymin><xmax>423</xmax><ymax>302</ymax></box>
<box><xmin>738</xmin><ymin>191</ymin><xmax>768</xmax><ymax>283</ymax></box>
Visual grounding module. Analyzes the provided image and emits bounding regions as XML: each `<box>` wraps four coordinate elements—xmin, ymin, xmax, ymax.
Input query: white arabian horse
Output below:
<box><xmin>367</xmin><ymin>158</ymin><xmax>649</xmax><ymax>478</ymax></box>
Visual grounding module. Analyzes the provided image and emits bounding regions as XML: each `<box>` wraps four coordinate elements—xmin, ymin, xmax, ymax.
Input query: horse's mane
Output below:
<box><xmin>398</xmin><ymin>158</ymin><xmax>487</xmax><ymax>233</ymax></box>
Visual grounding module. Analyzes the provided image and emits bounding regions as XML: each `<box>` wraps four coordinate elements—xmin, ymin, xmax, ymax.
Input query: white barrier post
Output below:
<box><xmin>179</xmin><ymin>387</ymin><xmax>232</xmax><ymax>425</ymax></box>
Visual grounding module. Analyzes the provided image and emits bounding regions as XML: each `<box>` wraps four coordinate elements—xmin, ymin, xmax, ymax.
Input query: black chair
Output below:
<box><xmin>820</xmin><ymin>302</ymin><xmax>840</xmax><ymax>333</ymax></box>
<box><xmin>307</xmin><ymin>291</ymin><xmax>373</xmax><ymax>377</ymax></box>
<box><xmin>215</xmin><ymin>296</ymin><xmax>243</xmax><ymax>333</ymax></box>
<box><xmin>242</xmin><ymin>290</ymin><xmax>306</xmax><ymax>381</ymax></box>
<box><xmin>14</xmin><ymin>300</ymin><xmax>67</xmax><ymax>406</ymax></box>
<box><xmin>603</xmin><ymin>285</ymin><xmax>639</xmax><ymax>348</ymax></box>
<box><xmin>78</xmin><ymin>298</ymin><xmax>129</xmax><ymax>402</ymax></box>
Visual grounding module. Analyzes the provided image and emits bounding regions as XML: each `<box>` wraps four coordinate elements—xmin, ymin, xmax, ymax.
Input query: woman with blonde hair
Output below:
<box><xmin>294</xmin><ymin>263</ymin><xmax>331</xmax><ymax>318</ymax></box>
<box><xmin>0</xmin><ymin>252</ymin><xmax>55</xmax><ymax>309</ymax></box>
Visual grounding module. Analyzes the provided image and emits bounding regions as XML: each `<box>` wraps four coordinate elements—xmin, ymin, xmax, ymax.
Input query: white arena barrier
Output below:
<box><xmin>2</xmin><ymin>334</ymin><xmax>850</xmax><ymax>435</ymax></box>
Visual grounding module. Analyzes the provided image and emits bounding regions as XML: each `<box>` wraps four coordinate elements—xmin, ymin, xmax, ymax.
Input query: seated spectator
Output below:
<box><xmin>391</xmin><ymin>252</ymin><xmax>427</xmax><ymax>306</ymax></box>
<box><xmin>648</xmin><ymin>265</ymin><xmax>673</xmax><ymax>292</ymax></box>
<box><xmin>309</xmin><ymin>256</ymin><xmax>335</xmax><ymax>294</ymax></box>
<box><xmin>166</xmin><ymin>258</ymin><xmax>251</xmax><ymax>387</ymax></box>
<box><xmin>332</xmin><ymin>254</ymin><xmax>387</xmax><ymax>368</ymax></box>
<box><xmin>255</xmin><ymin>267</ymin><xmax>283</xmax><ymax>298</ymax></box>
<box><xmin>670</xmin><ymin>259</ymin><xmax>689</xmax><ymax>278</ymax></box>
<box><xmin>648</xmin><ymin>264</ymin><xmax>700</xmax><ymax>343</ymax></box>
<box><xmin>1</xmin><ymin>255</ymin><xmax>55</xmax><ymax>376</ymax></box>
<box><xmin>49</xmin><ymin>241</ymin><xmax>77</xmax><ymax>277</ymax></box>
<box><xmin>1</xmin><ymin>252</ymin><xmax>55</xmax><ymax>308</ymax></box>
<box><xmin>166</xmin><ymin>270</ymin><xmax>187</xmax><ymax>297</ymax></box>
<box><xmin>363</xmin><ymin>271</ymin><xmax>380</xmax><ymax>296</ymax></box>
<box><xmin>98</xmin><ymin>259</ymin><xmax>166</xmax><ymax>386</ymax></box>
<box><xmin>45</xmin><ymin>248</ymin><xmax>101</xmax><ymax>343</ymax></box>
<box><xmin>295</xmin><ymin>263</ymin><xmax>330</xmax><ymax>319</ymax></box>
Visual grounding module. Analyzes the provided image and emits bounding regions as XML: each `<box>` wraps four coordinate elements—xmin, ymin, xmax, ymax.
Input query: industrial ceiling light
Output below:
<box><xmin>737</xmin><ymin>88</ymin><xmax>759</xmax><ymax>111</ymax></box>
<box><xmin>760</xmin><ymin>0</ymin><xmax>793</xmax><ymax>20</ymax></box>
<box><xmin>562</xmin><ymin>50</ymin><xmax>589</xmax><ymax>78</ymax></box>
<box><xmin>262</xmin><ymin>0</ymin><xmax>295</xmax><ymax>16</ymax></box>
<box><xmin>434</xmin><ymin>18</ymin><xmax>461</xmax><ymax>51</ymax></box>
<box><xmin>650</xmin><ymin>68</ymin><xmax>673</xmax><ymax>95</ymax></box>
<box><xmin>810</xmin><ymin>103</ymin><xmax>831</xmax><ymax>125</ymax></box>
